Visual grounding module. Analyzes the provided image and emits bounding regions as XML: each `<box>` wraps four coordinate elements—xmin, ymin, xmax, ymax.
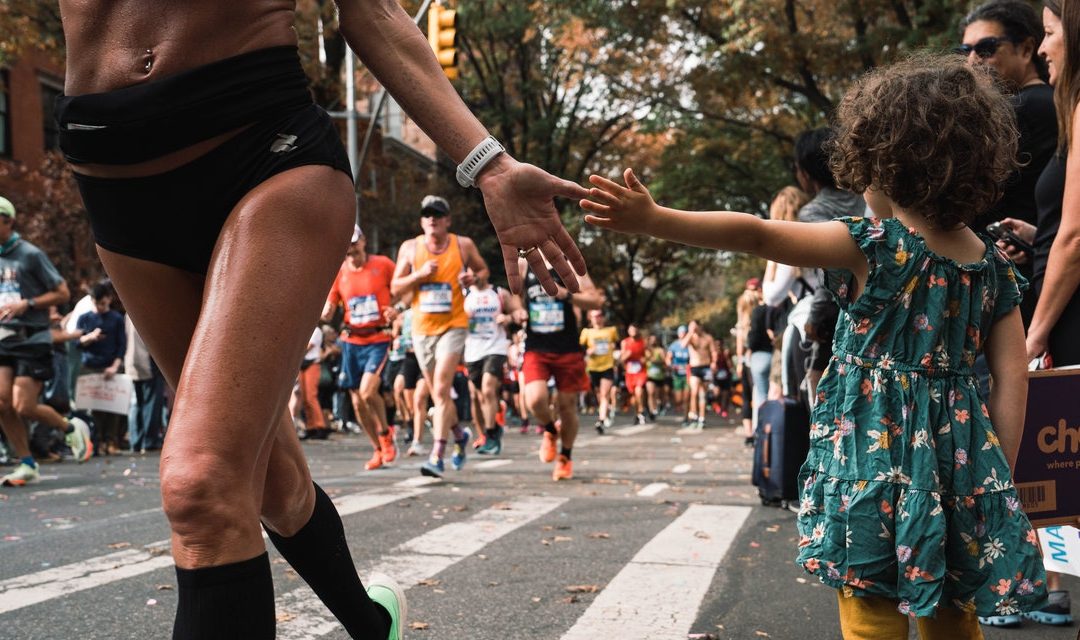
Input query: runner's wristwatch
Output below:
<box><xmin>456</xmin><ymin>136</ymin><xmax>505</xmax><ymax>188</ymax></box>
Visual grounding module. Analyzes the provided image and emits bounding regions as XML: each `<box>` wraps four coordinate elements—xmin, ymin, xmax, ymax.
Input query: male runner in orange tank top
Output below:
<box><xmin>392</xmin><ymin>196</ymin><xmax>488</xmax><ymax>478</ymax></box>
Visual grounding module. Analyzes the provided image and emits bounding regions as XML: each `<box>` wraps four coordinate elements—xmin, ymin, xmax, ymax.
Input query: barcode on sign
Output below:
<box><xmin>1016</xmin><ymin>481</ymin><xmax>1057</xmax><ymax>513</ymax></box>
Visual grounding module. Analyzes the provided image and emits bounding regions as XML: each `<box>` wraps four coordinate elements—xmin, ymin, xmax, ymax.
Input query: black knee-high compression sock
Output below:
<box><xmin>173</xmin><ymin>552</ymin><xmax>275</xmax><ymax>640</ymax></box>
<box><xmin>264</xmin><ymin>482</ymin><xmax>390</xmax><ymax>638</ymax></box>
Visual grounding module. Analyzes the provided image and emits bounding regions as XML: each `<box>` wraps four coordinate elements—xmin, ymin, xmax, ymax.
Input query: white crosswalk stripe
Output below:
<box><xmin>560</xmin><ymin>504</ymin><xmax>751</xmax><ymax>640</ymax></box>
<box><xmin>0</xmin><ymin>485</ymin><xmax>430</xmax><ymax>616</ymax></box>
<box><xmin>276</xmin><ymin>495</ymin><xmax>567</xmax><ymax>639</ymax></box>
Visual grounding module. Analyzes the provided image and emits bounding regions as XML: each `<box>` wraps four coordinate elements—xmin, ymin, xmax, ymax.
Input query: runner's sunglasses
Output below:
<box><xmin>954</xmin><ymin>36</ymin><xmax>1013</xmax><ymax>59</ymax></box>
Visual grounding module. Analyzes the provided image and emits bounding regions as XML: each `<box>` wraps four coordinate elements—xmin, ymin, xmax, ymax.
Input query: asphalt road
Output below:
<box><xmin>1</xmin><ymin>412</ymin><xmax>1077</xmax><ymax>640</ymax></box>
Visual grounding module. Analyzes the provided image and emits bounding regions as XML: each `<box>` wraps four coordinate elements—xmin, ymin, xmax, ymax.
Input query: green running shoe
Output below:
<box><xmin>366</xmin><ymin>572</ymin><xmax>407</xmax><ymax>640</ymax></box>
<box><xmin>65</xmin><ymin>416</ymin><xmax>93</xmax><ymax>462</ymax></box>
<box><xmin>1</xmin><ymin>462</ymin><xmax>40</xmax><ymax>486</ymax></box>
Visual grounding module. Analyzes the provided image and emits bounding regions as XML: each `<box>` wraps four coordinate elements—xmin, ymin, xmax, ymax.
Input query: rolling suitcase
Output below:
<box><xmin>751</xmin><ymin>398</ymin><xmax>810</xmax><ymax>508</ymax></box>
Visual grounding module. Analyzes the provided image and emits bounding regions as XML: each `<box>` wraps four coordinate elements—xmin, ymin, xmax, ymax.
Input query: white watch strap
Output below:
<box><xmin>456</xmin><ymin>136</ymin><xmax>506</xmax><ymax>188</ymax></box>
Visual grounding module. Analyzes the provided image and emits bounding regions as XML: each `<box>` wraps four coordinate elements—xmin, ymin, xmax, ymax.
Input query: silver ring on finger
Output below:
<box><xmin>517</xmin><ymin>246</ymin><xmax>539</xmax><ymax>260</ymax></box>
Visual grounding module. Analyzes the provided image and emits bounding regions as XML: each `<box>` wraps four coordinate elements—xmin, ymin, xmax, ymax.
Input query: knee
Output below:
<box><xmin>11</xmin><ymin>394</ymin><xmax>35</xmax><ymax>417</ymax></box>
<box><xmin>0</xmin><ymin>393</ymin><xmax>15</xmax><ymax>416</ymax></box>
<box><xmin>360</xmin><ymin>383</ymin><xmax>379</xmax><ymax>403</ymax></box>
<box><xmin>432</xmin><ymin>380</ymin><xmax>453</xmax><ymax>403</ymax></box>
<box><xmin>160</xmin><ymin>455</ymin><xmax>255</xmax><ymax>543</ymax></box>
<box><xmin>261</xmin><ymin>475</ymin><xmax>314</xmax><ymax>537</ymax></box>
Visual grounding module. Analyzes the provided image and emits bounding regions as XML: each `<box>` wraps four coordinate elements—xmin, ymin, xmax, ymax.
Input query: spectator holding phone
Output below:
<box><xmin>961</xmin><ymin>1</ymin><xmax>1057</xmax><ymax>327</ymax></box>
<box><xmin>998</xmin><ymin>0</ymin><xmax>1079</xmax><ymax>369</ymax></box>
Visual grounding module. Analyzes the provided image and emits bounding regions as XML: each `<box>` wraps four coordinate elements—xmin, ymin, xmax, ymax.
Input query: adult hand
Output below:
<box><xmin>104</xmin><ymin>365</ymin><xmax>118</xmax><ymax>380</ymax></box>
<box><xmin>1026</xmin><ymin>329</ymin><xmax>1049</xmax><ymax>364</ymax></box>
<box><xmin>511</xmin><ymin>308</ymin><xmax>528</xmax><ymax>325</ymax></box>
<box><xmin>417</xmin><ymin>260</ymin><xmax>439</xmax><ymax>279</ymax></box>
<box><xmin>0</xmin><ymin>300</ymin><xmax>26</xmax><ymax>321</ymax></box>
<box><xmin>459</xmin><ymin>268</ymin><xmax>476</xmax><ymax>289</ymax></box>
<box><xmin>997</xmin><ymin>218</ymin><xmax>1036</xmax><ymax>264</ymax></box>
<box><xmin>476</xmin><ymin>156</ymin><xmax>589</xmax><ymax>297</ymax></box>
<box><xmin>382</xmin><ymin>306</ymin><xmax>398</xmax><ymax>324</ymax></box>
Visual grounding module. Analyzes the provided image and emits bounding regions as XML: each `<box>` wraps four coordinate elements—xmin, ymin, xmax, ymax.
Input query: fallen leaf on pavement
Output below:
<box><xmin>553</xmin><ymin>536</ymin><xmax>572</xmax><ymax>543</ymax></box>
<box><xmin>766</xmin><ymin>525</ymin><xmax>780</xmax><ymax>532</ymax></box>
<box><xmin>276</xmin><ymin>613</ymin><xmax>296</xmax><ymax>622</ymax></box>
<box><xmin>409</xmin><ymin>622</ymin><xmax>430</xmax><ymax>630</ymax></box>
<box><xmin>694</xmin><ymin>531</ymin><xmax>711</xmax><ymax>540</ymax></box>
<box><xmin>565</xmin><ymin>585</ymin><xmax>600</xmax><ymax>593</ymax></box>
<box><xmin>755</xmin><ymin>631</ymin><xmax>771</xmax><ymax>637</ymax></box>
<box><xmin>587</xmin><ymin>532</ymin><xmax>611</xmax><ymax>539</ymax></box>
<box><xmin>531</xmin><ymin>597</ymin><xmax>541</xmax><ymax>603</ymax></box>
<box><xmin>417</xmin><ymin>578</ymin><xmax>441</xmax><ymax>587</ymax></box>
<box><xmin>108</xmin><ymin>542</ymin><xmax>131</xmax><ymax>549</ymax></box>
<box><xmin>562</xmin><ymin>595</ymin><xmax>579</xmax><ymax>604</ymax></box>
<box><xmin>146</xmin><ymin>599</ymin><xmax>158</xmax><ymax>606</ymax></box>
<box><xmin>749</xmin><ymin>541</ymin><xmax>761</xmax><ymax>548</ymax></box>
<box><xmin>156</xmin><ymin>584</ymin><xmax>174</xmax><ymax>591</ymax></box>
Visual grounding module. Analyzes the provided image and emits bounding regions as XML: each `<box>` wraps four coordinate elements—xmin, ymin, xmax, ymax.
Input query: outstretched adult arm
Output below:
<box><xmin>336</xmin><ymin>0</ymin><xmax>589</xmax><ymax>295</ymax></box>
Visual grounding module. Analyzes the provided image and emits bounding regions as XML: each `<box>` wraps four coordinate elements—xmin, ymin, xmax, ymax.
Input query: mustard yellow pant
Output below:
<box><xmin>836</xmin><ymin>592</ymin><xmax>984</xmax><ymax>640</ymax></box>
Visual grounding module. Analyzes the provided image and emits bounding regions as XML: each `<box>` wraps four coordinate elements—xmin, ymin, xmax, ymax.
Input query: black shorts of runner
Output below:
<box><xmin>467</xmin><ymin>355</ymin><xmax>508</xmax><ymax>389</ymax></box>
<box><xmin>57</xmin><ymin>46</ymin><xmax>351</xmax><ymax>275</ymax></box>
<box><xmin>382</xmin><ymin>358</ymin><xmax>403</xmax><ymax>393</ymax></box>
<box><xmin>588</xmin><ymin>368</ymin><xmax>614</xmax><ymax>389</ymax></box>
<box><xmin>401</xmin><ymin>352</ymin><xmax>422</xmax><ymax>391</ymax></box>
<box><xmin>0</xmin><ymin>347</ymin><xmax>53</xmax><ymax>382</ymax></box>
<box><xmin>690</xmin><ymin>365</ymin><xmax>710</xmax><ymax>380</ymax></box>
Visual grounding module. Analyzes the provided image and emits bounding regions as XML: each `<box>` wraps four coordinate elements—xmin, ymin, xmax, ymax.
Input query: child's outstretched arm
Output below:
<box><xmin>984</xmin><ymin>307</ymin><xmax>1028</xmax><ymax>470</ymax></box>
<box><xmin>582</xmin><ymin>169</ymin><xmax>865</xmax><ymax>275</ymax></box>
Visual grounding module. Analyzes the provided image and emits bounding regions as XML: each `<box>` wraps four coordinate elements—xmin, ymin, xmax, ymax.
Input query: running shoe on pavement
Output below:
<box><xmin>366</xmin><ymin>572</ymin><xmax>407</xmax><ymax>640</ymax></box>
<box><xmin>552</xmin><ymin>455</ymin><xmax>573</xmax><ymax>481</ymax></box>
<box><xmin>472</xmin><ymin>432</ymin><xmax>487</xmax><ymax>450</ymax></box>
<box><xmin>66</xmin><ymin>416</ymin><xmax>93</xmax><ymax>463</ymax></box>
<box><xmin>1023</xmin><ymin>590</ymin><xmax>1073</xmax><ymax>625</ymax></box>
<box><xmin>477</xmin><ymin>436</ymin><xmax>502</xmax><ymax>455</ymax></box>
<box><xmin>1</xmin><ymin>462</ymin><xmax>40</xmax><ymax>486</ymax></box>
<box><xmin>451</xmin><ymin>428</ymin><xmax>471</xmax><ymax>470</ymax></box>
<box><xmin>594</xmin><ymin>419</ymin><xmax>605</xmax><ymax>435</ymax></box>
<box><xmin>635</xmin><ymin>413</ymin><xmax>648</xmax><ymax>425</ymax></box>
<box><xmin>420</xmin><ymin>457</ymin><xmax>445</xmax><ymax>478</ymax></box>
<box><xmin>364</xmin><ymin>450</ymin><xmax>384</xmax><ymax>471</ymax></box>
<box><xmin>406</xmin><ymin>441</ymin><xmax>426</xmax><ymax>457</ymax></box>
<box><xmin>379</xmin><ymin>433</ymin><xmax>397</xmax><ymax>464</ymax></box>
<box><xmin>539</xmin><ymin>431</ymin><xmax>557</xmax><ymax>463</ymax></box>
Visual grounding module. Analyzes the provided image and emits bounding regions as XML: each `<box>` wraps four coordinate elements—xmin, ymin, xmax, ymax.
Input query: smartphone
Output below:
<box><xmin>985</xmin><ymin>221</ymin><xmax>1034</xmax><ymax>256</ymax></box>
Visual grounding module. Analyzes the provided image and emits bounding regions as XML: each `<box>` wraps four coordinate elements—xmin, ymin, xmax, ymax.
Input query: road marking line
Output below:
<box><xmin>473</xmin><ymin>459</ymin><xmax>514</xmax><ymax>470</ymax></box>
<box><xmin>637</xmin><ymin>482</ymin><xmax>669</xmax><ymax>497</ymax></box>
<box><xmin>672</xmin><ymin>464</ymin><xmax>692</xmax><ymax>474</ymax></box>
<box><xmin>576</xmin><ymin>435</ymin><xmax>615</xmax><ymax>449</ymax></box>
<box><xmin>0</xmin><ymin>487</ymin><xmax>429</xmax><ymax>615</ymax></box>
<box><xmin>29</xmin><ymin>487</ymin><xmax>86</xmax><ymax>497</ymax></box>
<box><xmin>276</xmin><ymin>495</ymin><xmax>568</xmax><ymax>639</ymax></box>
<box><xmin>560</xmin><ymin>504</ymin><xmax>751</xmax><ymax>640</ymax></box>
<box><xmin>394</xmin><ymin>476</ymin><xmax>442</xmax><ymax>487</ymax></box>
<box><xmin>615</xmin><ymin>424</ymin><xmax>655</xmax><ymax>436</ymax></box>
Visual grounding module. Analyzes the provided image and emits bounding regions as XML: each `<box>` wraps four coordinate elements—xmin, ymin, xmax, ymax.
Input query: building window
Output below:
<box><xmin>0</xmin><ymin>71</ymin><xmax>10</xmax><ymax>157</ymax></box>
<box><xmin>40</xmin><ymin>75</ymin><xmax>62</xmax><ymax>151</ymax></box>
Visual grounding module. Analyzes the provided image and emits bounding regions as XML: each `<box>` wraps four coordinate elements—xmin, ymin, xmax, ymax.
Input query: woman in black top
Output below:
<box><xmin>998</xmin><ymin>1</ymin><xmax>1080</xmax><ymax>368</ymax></box>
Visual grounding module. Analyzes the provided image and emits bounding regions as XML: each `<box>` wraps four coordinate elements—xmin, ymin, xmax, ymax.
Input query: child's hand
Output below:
<box><xmin>581</xmin><ymin>169</ymin><xmax>659</xmax><ymax>235</ymax></box>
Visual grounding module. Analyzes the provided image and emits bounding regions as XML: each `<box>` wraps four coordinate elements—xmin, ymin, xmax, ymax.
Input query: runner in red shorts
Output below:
<box><xmin>519</xmin><ymin>258</ymin><xmax>604</xmax><ymax>480</ymax></box>
<box><xmin>620</xmin><ymin>324</ymin><xmax>649</xmax><ymax>424</ymax></box>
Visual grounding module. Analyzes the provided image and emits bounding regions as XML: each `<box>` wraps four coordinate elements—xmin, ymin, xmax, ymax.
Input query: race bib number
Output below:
<box><xmin>626</xmin><ymin>361</ymin><xmax>643</xmax><ymax>375</ymax></box>
<box><xmin>469</xmin><ymin>314</ymin><xmax>498</xmax><ymax>339</ymax></box>
<box><xmin>593</xmin><ymin>339</ymin><xmax>610</xmax><ymax>356</ymax></box>
<box><xmin>715</xmin><ymin>369</ymin><xmax>730</xmax><ymax>381</ymax></box>
<box><xmin>0</xmin><ymin>280</ymin><xmax>21</xmax><ymax>308</ymax></box>
<box><xmin>529</xmin><ymin>301</ymin><xmax>564</xmax><ymax>334</ymax></box>
<box><xmin>647</xmin><ymin>364</ymin><xmax>663</xmax><ymax>379</ymax></box>
<box><xmin>348</xmin><ymin>294</ymin><xmax>381</xmax><ymax>326</ymax></box>
<box><xmin>419</xmin><ymin>283</ymin><xmax>453</xmax><ymax>314</ymax></box>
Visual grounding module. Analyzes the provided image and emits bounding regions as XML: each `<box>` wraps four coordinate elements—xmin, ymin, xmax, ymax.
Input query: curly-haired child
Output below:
<box><xmin>581</xmin><ymin>54</ymin><xmax>1047</xmax><ymax>639</ymax></box>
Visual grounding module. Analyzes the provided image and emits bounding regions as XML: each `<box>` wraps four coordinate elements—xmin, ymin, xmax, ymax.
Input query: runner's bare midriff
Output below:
<box><xmin>59</xmin><ymin>0</ymin><xmax>298</xmax><ymax>177</ymax></box>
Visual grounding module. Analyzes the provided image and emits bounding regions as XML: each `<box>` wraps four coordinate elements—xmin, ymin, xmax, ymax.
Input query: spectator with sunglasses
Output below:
<box><xmin>960</xmin><ymin>1</ymin><xmax>1057</xmax><ymax>247</ymax></box>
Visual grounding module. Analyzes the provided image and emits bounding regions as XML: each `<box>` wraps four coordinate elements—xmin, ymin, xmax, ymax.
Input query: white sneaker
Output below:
<box><xmin>406</xmin><ymin>441</ymin><xmax>427</xmax><ymax>457</ymax></box>
<box><xmin>65</xmin><ymin>417</ymin><xmax>93</xmax><ymax>462</ymax></box>
<box><xmin>2</xmin><ymin>462</ymin><xmax>40</xmax><ymax>486</ymax></box>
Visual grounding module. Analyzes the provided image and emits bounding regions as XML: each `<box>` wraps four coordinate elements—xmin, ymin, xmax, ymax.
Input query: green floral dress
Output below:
<box><xmin>795</xmin><ymin>217</ymin><xmax>1047</xmax><ymax>618</ymax></box>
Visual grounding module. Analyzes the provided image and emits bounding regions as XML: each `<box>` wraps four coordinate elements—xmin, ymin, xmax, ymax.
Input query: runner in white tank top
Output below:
<box><xmin>463</xmin><ymin>277</ymin><xmax>522</xmax><ymax>454</ymax></box>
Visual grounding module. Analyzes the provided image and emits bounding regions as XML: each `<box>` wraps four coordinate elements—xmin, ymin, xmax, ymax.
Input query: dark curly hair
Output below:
<box><xmin>829</xmin><ymin>54</ymin><xmax>1019</xmax><ymax>229</ymax></box>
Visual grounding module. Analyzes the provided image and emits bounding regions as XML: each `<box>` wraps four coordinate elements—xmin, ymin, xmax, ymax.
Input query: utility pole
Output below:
<box><xmin>330</xmin><ymin>0</ymin><xmax>439</xmax><ymax>232</ymax></box>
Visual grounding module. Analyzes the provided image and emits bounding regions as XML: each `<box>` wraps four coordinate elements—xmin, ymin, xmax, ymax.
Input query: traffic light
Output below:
<box><xmin>427</xmin><ymin>3</ymin><xmax>458</xmax><ymax>80</ymax></box>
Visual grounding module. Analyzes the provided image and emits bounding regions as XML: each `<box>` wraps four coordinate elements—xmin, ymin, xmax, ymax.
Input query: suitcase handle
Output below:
<box><xmin>760</xmin><ymin>423</ymin><xmax>771</xmax><ymax>479</ymax></box>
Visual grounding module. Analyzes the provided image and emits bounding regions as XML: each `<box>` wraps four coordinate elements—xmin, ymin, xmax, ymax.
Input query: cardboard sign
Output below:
<box><xmin>1013</xmin><ymin>367</ymin><xmax>1080</xmax><ymax>527</ymax></box>
<box><xmin>74</xmin><ymin>373</ymin><xmax>134</xmax><ymax>415</ymax></box>
<box><xmin>1038</xmin><ymin>526</ymin><xmax>1080</xmax><ymax>578</ymax></box>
